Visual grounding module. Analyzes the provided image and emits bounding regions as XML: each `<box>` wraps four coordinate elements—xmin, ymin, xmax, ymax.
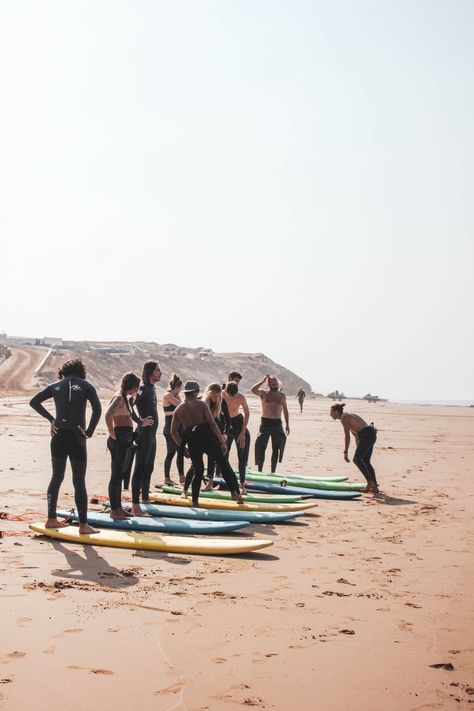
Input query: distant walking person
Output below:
<box><xmin>330</xmin><ymin>403</ymin><xmax>379</xmax><ymax>493</ymax></box>
<box><xmin>251</xmin><ymin>375</ymin><xmax>290</xmax><ymax>473</ymax></box>
<box><xmin>171</xmin><ymin>381</ymin><xmax>243</xmax><ymax>507</ymax></box>
<box><xmin>162</xmin><ymin>373</ymin><xmax>184</xmax><ymax>486</ymax></box>
<box><xmin>105</xmin><ymin>372</ymin><xmax>153</xmax><ymax>520</ymax></box>
<box><xmin>131</xmin><ymin>360</ymin><xmax>162</xmax><ymax>513</ymax></box>
<box><xmin>223</xmin><ymin>380</ymin><xmax>251</xmax><ymax>493</ymax></box>
<box><xmin>297</xmin><ymin>387</ymin><xmax>306</xmax><ymax>413</ymax></box>
<box><xmin>29</xmin><ymin>359</ymin><xmax>102</xmax><ymax>534</ymax></box>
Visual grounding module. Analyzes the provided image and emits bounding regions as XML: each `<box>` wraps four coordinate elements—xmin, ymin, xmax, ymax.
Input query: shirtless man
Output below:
<box><xmin>251</xmin><ymin>374</ymin><xmax>290</xmax><ymax>473</ymax></box>
<box><xmin>171</xmin><ymin>381</ymin><xmax>243</xmax><ymax>506</ymax></box>
<box><xmin>330</xmin><ymin>403</ymin><xmax>379</xmax><ymax>493</ymax></box>
<box><xmin>222</xmin><ymin>381</ymin><xmax>250</xmax><ymax>493</ymax></box>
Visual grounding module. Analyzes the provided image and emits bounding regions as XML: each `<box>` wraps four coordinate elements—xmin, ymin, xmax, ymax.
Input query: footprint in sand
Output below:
<box><xmin>16</xmin><ymin>617</ymin><xmax>32</xmax><ymax>627</ymax></box>
<box><xmin>53</xmin><ymin>628</ymin><xmax>83</xmax><ymax>639</ymax></box>
<box><xmin>67</xmin><ymin>666</ymin><xmax>114</xmax><ymax>675</ymax></box>
<box><xmin>7</xmin><ymin>651</ymin><xmax>26</xmax><ymax>661</ymax></box>
<box><xmin>155</xmin><ymin>682</ymin><xmax>184</xmax><ymax>695</ymax></box>
<box><xmin>43</xmin><ymin>646</ymin><xmax>56</xmax><ymax>655</ymax></box>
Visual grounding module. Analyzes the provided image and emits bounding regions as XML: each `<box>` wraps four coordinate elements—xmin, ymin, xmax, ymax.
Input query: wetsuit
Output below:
<box><xmin>132</xmin><ymin>382</ymin><xmax>158</xmax><ymax>503</ymax></box>
<box><xmin>186</xmin><ymin>405</ymin><xmax>225</xmax><ymax>488</ymax></box>
<box><xmin>226</xmin><ymin>414</ymin><xmax>250</xmax><ymax>485</ymax></box>
<box><xmin>255</xmin><ymin>418</ymin><xmax>287</xmax><ymax>473</ymax></box>
<box><xmin>29</xmin><ymin>376</ymin><xmax>102</xmax><ymax>524</ymax></box>
<box><xmin>163</xmin><ymin>403</ymin><xmax>184</xmax><ymax>479</ymax></box>
<box><xmin>353</xmin><ymin>425</ymin><xmax>378</xmax><ymax>486</ymax></box>
<box><xmin>107</xmin><ymin>426</ymin><xmax>133</xmax><ymax>509</ymax></box>
<box><xmin>183</xmin><ymin>423</ymin><xmax>240</xmax><ymax>506</ymax></box>
<box><xmin>297</xmin><ymin>390</ymin><xmax>306</xmax><ymax>412</ymax></box>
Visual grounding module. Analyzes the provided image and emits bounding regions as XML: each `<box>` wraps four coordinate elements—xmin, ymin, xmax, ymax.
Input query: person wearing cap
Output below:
<box><xmin>170</xmin><ymin>381</ymin><xmax>244</xmax><ymax>506</ymax></box>
<box><xmin>251</xmin><ymin>374</ymin><xmax>290</xmax><ymax>473</ymax></box>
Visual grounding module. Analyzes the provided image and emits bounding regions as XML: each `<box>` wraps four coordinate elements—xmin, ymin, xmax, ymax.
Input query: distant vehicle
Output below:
<box><xmin>363</xmin><ymin>393</ymin><xmax>387</xmax><ymax>403</ymax></box>
<box><xmin>199</xmin><ymin>348</ymin><xmax>214</xmax><ymax>357</ymax></box>
<box><xmin>327</xmin><ymin>390</ymin><xmax>344</xmax><ymax>400</ymax></box>
<box><xmin>164</xmin><ymin>346</ymin><xmax>179</xmax><ymax>356</ymax></box>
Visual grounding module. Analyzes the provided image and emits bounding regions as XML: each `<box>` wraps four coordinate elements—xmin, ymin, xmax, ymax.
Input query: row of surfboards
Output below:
<box><xmin>29</xmin><ymin>469</ymin><xmax>364</xmax><ymax>556</ymax></box>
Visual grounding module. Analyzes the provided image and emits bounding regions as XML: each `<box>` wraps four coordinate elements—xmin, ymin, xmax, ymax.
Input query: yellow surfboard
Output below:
<box><xmin>148</xmin><ymin>493</ymin><xmax>317</xmax><ymax>512</ymax></box>
<box><xmin>29</xmin><ymin>523</ymin><xmax>273</xmax><ymax>556</ymax></box>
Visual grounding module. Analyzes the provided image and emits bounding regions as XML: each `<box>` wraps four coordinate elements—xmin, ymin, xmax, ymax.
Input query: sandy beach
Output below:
<box><xmin>1</xmin><ymin>396</ymin><xmax>473</xmax><ymax>710</ymax></box>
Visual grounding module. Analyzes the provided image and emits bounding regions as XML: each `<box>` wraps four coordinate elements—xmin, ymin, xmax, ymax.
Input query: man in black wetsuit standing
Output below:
<box><xmin>297</xmin><ymin>387</ymin><xmax>306</xmax><ymax>413</ymax></box>
<box><xmin>29</xmin><ymin>358</ymin><xmax>102</xmax><ymax>534</ymax></box>
<box><xmin>170</xmin><ymin>381</ymin><xmax>243</xmax><ymax>507</ymax></box>
<box><xmin>131</xmin><ymin>360</ymin><xmax>162</xmax><ymax>514</ymax></box>
<box><xmin>252</xmin><ymin>375</ymin><xmax>290</xmax><ymax>473</ymax></box>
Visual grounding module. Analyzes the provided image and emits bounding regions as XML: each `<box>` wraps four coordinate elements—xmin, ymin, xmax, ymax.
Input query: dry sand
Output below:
<box><xmin>1</xmin><ymin>396</ymin><xmax>473</xmax><ymax>710</ymax></box>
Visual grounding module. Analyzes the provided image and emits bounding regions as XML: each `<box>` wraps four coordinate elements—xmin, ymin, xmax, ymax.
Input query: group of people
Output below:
<box><xmin>29</xmin><ymin>357</ymin><xmax>379</xmax><ymax>531</ymax></box>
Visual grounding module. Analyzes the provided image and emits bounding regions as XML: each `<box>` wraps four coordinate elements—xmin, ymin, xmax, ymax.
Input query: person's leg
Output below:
<box><xmin>187</xmin><ymin>435</ymin><xmax>205</xmax><ymax>506</ymax></box>
<box><xmin>131</xmin><ymin>432</ymin><xmax>152</xmax><ymax>513</ymax></box>
<box><xmin>353</xmin><ymin>438</ymin><xmax>373</xmax><ymax>487</ymax></box>
<box><xmin>140</xmin><ymin>433</ymin><xmax>156</xmax><ymax>503</ymax></box>
<box><xmin>354</xmin><ymin>431</ymin><xmax>378</xmax><ymax>491</ymax></box>
<box><xmin>236</xmin><ymin>429</ymin><xmax>250</xmax><ymax>487</ymax></box>
<box><xmin>69</xmin><ymin>434</ymin><xmax>98</xmax><ymax>534</ymax></box>
<box><xmin>212</xmin><ymin>443</ymin><xmax>243</xmax><ymax>502</ymax></box>
<box><xmin>108</xmin><ymin>435</ymin><xmax>130</xmax><ymax>518</ymax></box>
<box><xmin>270</xmin><ymin>428</ymin><xmax>286</xmax><ymax>473</ymax></box>
<box><xmin>46</xmin><ymin>430</ymin><xmax>71</xmax><ymax>528</ymax></box>
<box><xmin>203</xmin><ymin>455</ymin><xmax>216</xmax><ymax>491</ymax></box>
<box><xmin>176</xmin><ymin>444</ymin><xmax>185</xmax><ymax>484</ymax></box>
<box><xmin>255</xmin><ymin>430</ymin><xmax>270</xmax><ymax>471</ymax></box>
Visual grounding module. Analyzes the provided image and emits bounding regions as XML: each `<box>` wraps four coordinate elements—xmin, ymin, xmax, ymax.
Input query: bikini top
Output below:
<box><xmin>164</xmin><ymin>403</ymin><xmax>176</xmax><ymax>415</ymax></box>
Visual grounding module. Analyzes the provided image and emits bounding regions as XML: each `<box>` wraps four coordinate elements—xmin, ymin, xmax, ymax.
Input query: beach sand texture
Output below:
<box><xmin>1</xmin><ymin>396</ymin><xmax>473</xmax><ymax>710</ymax></box>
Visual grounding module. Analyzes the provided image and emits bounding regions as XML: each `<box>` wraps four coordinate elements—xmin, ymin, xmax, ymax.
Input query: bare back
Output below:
<box><xmin>341</xmin><ymin>412</ymin><xmax>369</xmax><ymax>436</ymax></box>
<box><xmin>172</xmin><ymin>399</ymin><xmax>212</xmax><ymax>430</ymax></box>
<box><xmin>105</xmin><ymin>393</ymin><xmax>133</xmax><ymax>428</ymax></box>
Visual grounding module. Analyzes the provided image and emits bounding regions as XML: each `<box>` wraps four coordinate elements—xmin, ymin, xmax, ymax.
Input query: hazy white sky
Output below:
<box><xmin>1</xmin><ymin>1</ymin><xmax>473</xmax><ymax>400</ymax></box>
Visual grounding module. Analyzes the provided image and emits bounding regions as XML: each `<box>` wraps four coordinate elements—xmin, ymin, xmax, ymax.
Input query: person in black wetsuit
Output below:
<box><xmin>29</xmin><ymin>358</ymin><xmax>102</xmax><ymax>534</ymax></box>
<box><xmin>105</xmin><ymin>372</ymin><xmax>154</xmax><ymax>520</ymax></box>
<box><xmin>222</xmin><ymin>381</ymin><xmax>251</xmax><ymax>493</ymax></box>
<box><xmin>297</xmin><ymin>387</ymin><xmax>306</xmax><ymax>413</ymax></box>
<box><xmin>162</xmin><ymin>373</ymin><xmax>184</xmax><ymax>486</ymax></box>
<box><xmin>252</xmin><ymin>374</ymin><xmax>290</xmax><ymax>473</ymax></box>
<box><xmin>170</xmin><ymin>381</ymin><xmax>243</xmax><ymax>507</ymax></box>
<box><xmin>330</xmin><ymin>403</ymin><xmax>379</xmax><ymax>493</ymax></box>
<box><xmin>131</xmin><ymin>360</ymin><xmax>162</xmax><ymax>514</ymax></box>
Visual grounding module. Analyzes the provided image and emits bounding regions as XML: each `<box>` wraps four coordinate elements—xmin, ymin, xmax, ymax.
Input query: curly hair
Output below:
<box><xmin>58</xmin><ymin>359</ymin><xmax>86</xmax><ymax>379</ymax></box>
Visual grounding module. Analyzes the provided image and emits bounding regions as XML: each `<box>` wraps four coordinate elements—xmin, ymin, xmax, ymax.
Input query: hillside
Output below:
<box><xmin>1</xmin><ymin>342</ymin><xmax>312</xmax><ymax>396</ymax></box>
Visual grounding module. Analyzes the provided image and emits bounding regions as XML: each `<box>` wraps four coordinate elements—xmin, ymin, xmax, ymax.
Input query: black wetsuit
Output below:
<box><xmin>163</xmin><ymin>404</ymin><xmax>184</xmax><ymax>479</ymax></box>
<box><xmin>29</xmin><ymin>376</ymin><xmax>102</xmax><ymax>524</ymax></box>
<box><xmin>183</xmin><ymin>423</ymin><xmax>240</xmax><ymax>506</ymax></box>
<box><xmin>226</xmin><ymin>413</ymin><xmax>250</xmax><ymax>485</ymax></box>
<box><xmin>255</xmin><ymin>417</ymin><xmax>287</xmax><ymax>473</ymax></box>
<box><xmin>353</xmin><ymin>426</ymin><xmax>378</xmax><ymax>486</ymax></box>
<box><xmin>107</xmin><ymin>426</ymin><xmax>133</xmax><ymax>509</ymax></box>
<box><xmin>132</xmin><ymin>382</ymin><xmax>158</xmax><ymax>503</ymax></box>
<box><xmin>297</xmin><ymin>390</ymin><xmax>306</xmax><ymax>412</ymax></box>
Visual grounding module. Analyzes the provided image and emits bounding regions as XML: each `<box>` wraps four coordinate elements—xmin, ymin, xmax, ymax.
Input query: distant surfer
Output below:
<box><xmin>330</xmin><ymin>403</ymin><xmax>379</xmax><ymax>493</ymax></box>
<box><xmin>170</xmin><ymin>380</ymin><xmax>243</xmax><ymax>506</ymax></box>
<box><xmin>105</xmin><ymin>372</ymin><xmax>153</xmax><ymax>520</ymax></box>
<box><xmin>29</xmin><ymin>358</ymin><xmax>102</xmax><ymax>534</ymax></box>
<box><xmin>131</xmin><ymin>361</ymin><xmax>162</xmax><ymax>514</ymax></box>
<box><xmin>162</xmin><ymin>373</ymin><xmax>185</xmax><ymax>486</ymax></box>
<box><xmin>297</xmin><ymin>387</ymin><xmax>306</xmax><ymax>413</ymax></box>
<box><xmin>251</xmin><ymin>375</ymin><xmax>290</xmax><ymax>473</ymax></box>
<box><xmin>222</xmin><ymin>380</ymin><xmax>251</xmax><ymax>494</ymax></box>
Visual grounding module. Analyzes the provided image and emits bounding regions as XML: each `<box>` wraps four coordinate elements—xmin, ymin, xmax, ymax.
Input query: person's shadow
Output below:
<box><xmin>50</xmin><ymin>540</ymin><xmax>139</xmax><ymax>588</ymax></box>
<box><xmin>372</xmin><ymin>492</ymin><xmax>418</xmax><ymax>506</ymax></box>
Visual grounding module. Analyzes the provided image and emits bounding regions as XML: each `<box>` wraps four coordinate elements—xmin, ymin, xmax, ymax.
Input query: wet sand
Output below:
<box><xmin>1</xmin><ymin>397</ymin><xmax>473</xmax><ymax>710</ymax></box>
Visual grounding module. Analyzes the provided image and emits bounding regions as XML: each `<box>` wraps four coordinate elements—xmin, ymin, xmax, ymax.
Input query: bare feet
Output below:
<box><xmin>179</xmin><ymin>475</ymin><xmax>185</xmax><ymax>486</ymax></box>
<box><xmin>240</xmin><ymin>485</ymin><xmax>247</xmax><ymax>496</ymax></box>
<box><xmin>164</xmin><ymin>479</ymin><xmax>178</xmax><ymax>487</ymax></box>
<box><xmin>180</xmin><ymin>490</ymin><xmax>189</xmax><ymax>500</ymax></box>
<box><xmin>110</xmin><ymin>509</ymin><xmax>130</xmax><ymax>521</ymax></box>
<box><xmin>79</xmin><ymin>524</ymin><xmax>100</xmax><ymax>535</ymax></box>
<box><xmin>45</xmin><ymin>518</ymin><xmax>69</xmax><ymax>529</ymax></box>
<box><xmin>131</xmin><ymin>505</ymin><xmax>143</xmax><ymax>516</ymax></box>
<box><xmin>192</xmin><ymin>501</ymin><xmax>199</xmax><ymax>508</ymax></box>
<box><xmin>231</xmin><ymin>493</ymin><xmax>245</xmax><ymax>505</ymax></box>
<box><xmin>202</xmin><ymin>482</ymin><xmax>213</xmax><ymax>492</ymax></box>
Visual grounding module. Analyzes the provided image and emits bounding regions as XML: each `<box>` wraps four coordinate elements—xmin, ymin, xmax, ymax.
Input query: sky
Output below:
<box><xmin>0</xmin><ymin>0</ymin><xmax>473</xmax><ymax>400</ymax></box>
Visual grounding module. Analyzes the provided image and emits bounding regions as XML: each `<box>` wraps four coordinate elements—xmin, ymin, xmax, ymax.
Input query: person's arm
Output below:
<box><xmin>341</xmin><ymin>415</ymin><xmax>351</xmax><ymax>462</ymax></box>
<box><xmin>238</xmin><ymin>395</ymin><xmax>250</xmax><ymax>448</ymax></box>
<box><xmin>251</xmin><ymin>375</ymin><xmax>268</xmax><ymax>397</ymax></box>
<box><xmin>203</xmin><ymin>402</ymin><xmax>227</xmax><ymax>452</ymax></box>
<box><xmin>171</xmin><ymin>407</ymin><xmax>183</xmax><ymax>447</ymax></box>
<box><xmin>282</xmin><ymin>395</ymin><xmax>290</xmax><ymax>435</ymax></box>
<box><xmin>29</xmin><ymin>385</ymin><xmax>54</xmax><ymax>422</ymax></box>
<box><xmin>105</xmin><ymin>396</ymin><xmax>122</xmax><ymax>439</ymax></box>
<box><xmin>84</xmin><ymin>385</ymin><xmax>102</xmax><ymax>437</ymax></box>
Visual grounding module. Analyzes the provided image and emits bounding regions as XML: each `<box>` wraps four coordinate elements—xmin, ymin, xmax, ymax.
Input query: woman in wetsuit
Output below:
<box><xmin>105</xmin><ymin>372</ymin><xmax>152</xmax><ymax>520</ymax></box>
<box><xmin>162</xmin><ymin>373</ymin><xmax>184</xmax><ymax>486</ymax></box>
<box><xmin>330</xmin><ymin>403</ymin><xmax>379</xmax><ymax>493</ymax></box>
<box><xmin>29</xmin><ymin>358</ymin><xmax>102</xmax><ymax>534</ymax></box>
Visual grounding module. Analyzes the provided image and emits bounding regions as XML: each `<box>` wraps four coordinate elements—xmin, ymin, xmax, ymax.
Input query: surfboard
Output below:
<box><xmin>141</xmin><ymin>503</ymin><xmax>305</xmax><ymax>524</ymax></box>
<box><xmin>148</xmin><ymin>493</ymin><xmax>317</xmax><ymax>512</ymax></box>
<box><xmin>213</xmin><ymin>478</ymin><xmax>361</xmax><ymax>500</ymax></box>
<box><xmin>246</xmin><ymin>469</ymin><xmax>348</xmax><ymax>483</ymax></box>
<box><xmin>56</xmin><ymin>509</ymin><xmax>249</xmax><ymax>535</ymax></box>
<box><xmin>29</xmin><ymin>523</ymin><xmax>273</xmax><ymax>556</ymax></box>
<box><xmin>160</xmin><ymin>485</ymin><xmax>303</xmax><ymax>504</ymax></box>
<box><xmin>245</xmin><ymin>473</ymin><xmax>365</xmax><ymax>491</ymax></box>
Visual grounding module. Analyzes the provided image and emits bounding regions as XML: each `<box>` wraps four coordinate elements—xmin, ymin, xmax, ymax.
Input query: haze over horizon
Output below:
<box><xmin>1</xmin><ymin>1</ymin><xmax>473</xmax><ymax>401</ymax></box>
